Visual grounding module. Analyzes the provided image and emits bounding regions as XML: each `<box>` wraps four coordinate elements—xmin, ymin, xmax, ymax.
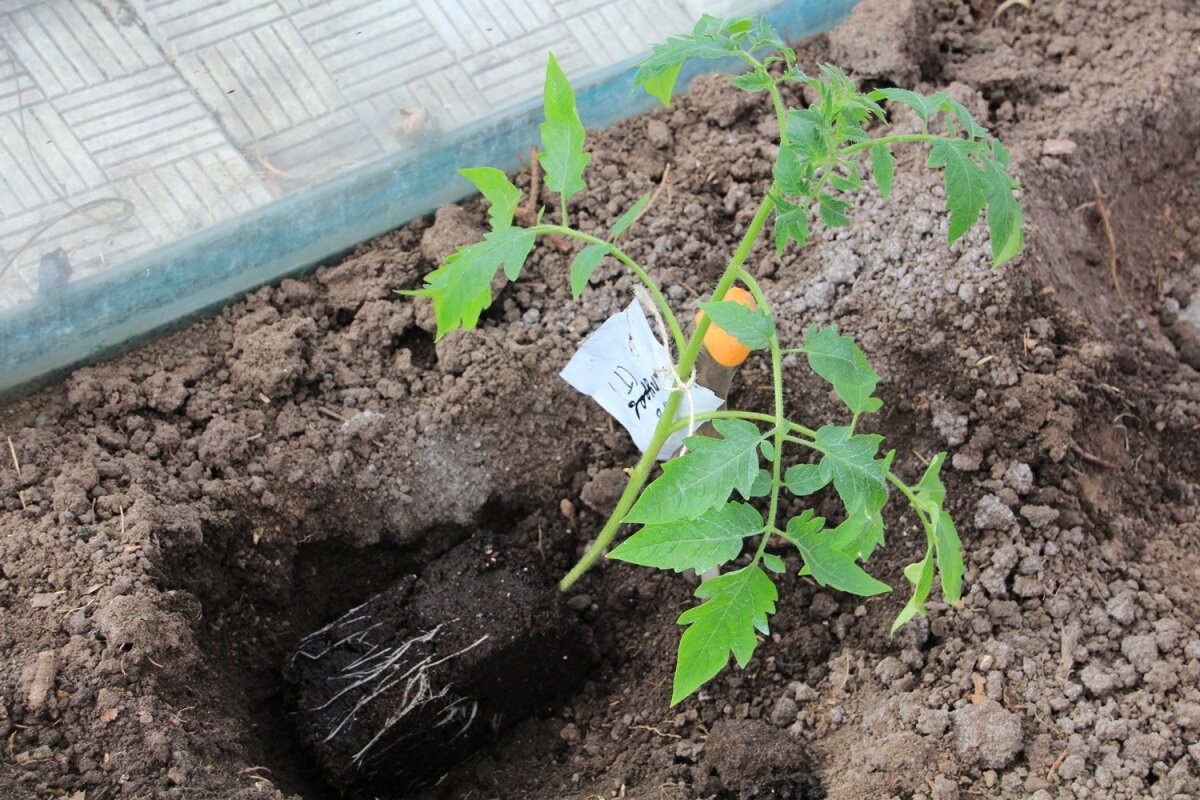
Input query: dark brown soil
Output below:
<box><xmin>1</xmin><ymin>1</ymin><xmax>1198</xmax><ymax>799</ymax></box>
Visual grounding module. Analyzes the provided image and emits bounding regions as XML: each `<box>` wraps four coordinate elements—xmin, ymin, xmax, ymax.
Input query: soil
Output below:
<box><xmin>1</xmin><ymin>1</ymin><xmax>1198</xmax><ymax>799</ymax></box>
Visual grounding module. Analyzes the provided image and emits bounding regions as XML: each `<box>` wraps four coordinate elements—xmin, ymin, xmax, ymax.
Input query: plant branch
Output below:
<box><xmin>559</xmin><ymin>194</ymin><xmax>778</xmax><ymax>592</ymax></box>
<box><xmin>531</xmin><ymin>224</ymin><xmax>685</xmax><ymax>352</ymax></box>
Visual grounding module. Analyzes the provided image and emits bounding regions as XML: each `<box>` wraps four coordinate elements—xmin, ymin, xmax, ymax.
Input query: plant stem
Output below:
<box><xmin>530</xmin><ymin>224</ymin><xmax>685</xmax><ymax>352</ymax></box>
<box><xmin>558</xmin><ymin>195</ymin><xmax>777</xmax><ymax>592</ymax></box>
<box><xmin>737</xmin><ymin>272</ymin><xmax>785</xmax><ymax>566</ymax></box>
<box><xmin>839</xmin><ymin>133</ymin><xmax>941</xmax><ymax>158</ymax></box>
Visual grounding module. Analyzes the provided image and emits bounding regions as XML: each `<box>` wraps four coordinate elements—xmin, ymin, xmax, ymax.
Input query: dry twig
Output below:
<box><xmin>1091</xmin><ymin>179</ymin><xmax>1122</xmax><ymax>295</ymax></box>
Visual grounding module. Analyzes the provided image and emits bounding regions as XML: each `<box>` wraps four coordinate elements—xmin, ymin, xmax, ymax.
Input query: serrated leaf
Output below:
<box><xmin>633</xmin><ymin>17</ymin><xmax>743</xmax><ymax>106</ymax></box>
<box><xmin>730</xmin><ymin>70</ymin><xmax>774</xmax><ymax>93</ymax></box>
<box><xmin>698</xmin><ymin>300</ymin><xmax>774</xmax><ymax>350</ymax></box>
<box><xmin>813</xmin><ymin>424</ymin><xmax>889</xmax><ymax>520</ymax></box>
<box><xmin>941</xmin><ymin>97</ymin><xmax>989</xmax><ymax>139</ymax></box>
<box><xmin>784</xmin><ymin>463</ymin><xmax>828</xmax><ymax>496</ymax></box>
<box><xmin>538</xmin><ymin>53</ymin><xmax>589</xmax><ymax>207</ymax></box>
<box><xmin>459</xmin><ymin>167</ymin><xmax>521</xmax><ymax>230</ymax></box>
<box><xmin>818</xmin><ymin>194</ymin><xmax>851</xmax><ymax>228</ymax></box>
<box><xmin>410</xmin><ymin>227</ymin><xmax>536</xmax><ymax>339</ymax></box>
<box><xmin>786</xmin><ymin>107</ymin><xmax>829</xmax><ymax>163</ymax></box>
<box><xmin>763</xmin><ymin>553</ymin><xmax>786</xmax><ymax>574</ymax></box>
<box><xmin>773</xmin><ymin>144</ymin><xmax>809</xmax><ymax>197</ymax></box>
<box><xmin>611</xmin><ymin>193</ymin><xmax>650</xmax><ymax>240</ymax></box>
<box><xmin>609</xmin><ymin>502</ymin><xmax>762</xmax><ymax>574</ymax></box>
<box><xmin>786</xmin><ymin>513</ymin><xmax>890</xmax><ymax>596</ymax></box>
<box><xmin>774</xmin><ymin>198</ymin><xmax>810</xmax><ymax>254</ymax></box>
<box><xmin>869</xmin><ymin>144</ymin><xmax>895</xmax><ymax>201</ymax></box>
<box><xmin>927</xmin><ymin>138</ymin><xmax>987</xmax><ymax>245</ymax></box>
<box><xmin>891</xmin><ymin>548</ymin><xmax>935</xmax><ymax>634</ymax></box>
<box><xmin>980</xmin><ymin>141</ymin><xmax>1024</xmax><ymax>265</ymax></box>
<box><xmin>673</xmin><ymin>566</ymin><xmax>777</xmax><ymax>704</ymax></box>
<box><xmin>569</xmin><ymin>244</ymin><xmax>609</xmax><ymax>300</ymax></box>
<box><xmin>868</xmin><ymin>87</ymin><xmax>934</xmax><ymax>122</ymax></box>
<box><xmin>625</xmin><ymin>419</ymin><xmax>763</xmax><ymax>524</ymax></box>
<box><xmin>801</xmin><ymin>325</ymin><xmax>883</xmax><ymax>416</ymax></box>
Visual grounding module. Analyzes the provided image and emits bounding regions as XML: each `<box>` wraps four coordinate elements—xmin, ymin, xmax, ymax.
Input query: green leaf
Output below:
<box><xmin>458</xmin><ymin>167</ymin><xmax>521</xmax><ymax>230</ymax></box>
<box><xmin>784</xmin><ymin>463</ymin><xmax>828</xmax><ymax>496</ymax></box>
<box><xmin>941</xmin><ymin>97</ymin><xmax>989</xmax><ymax>139</ymax></box>
<box><xmin>763</xmin><ymin>553</ymin><xmax>786</xmax><ymax>574</ymax></box>
<box><xmin>641</xmin><ymin>63</ymin><xmax>682</xmax><ymax>106</ymax></box>
<box><xmin>698</xmin><ymin>300</ymin><xmax>774</xmax><ymax>350</ymax></box>
<box><xmin>774</xmin><ymin>197</ymin><xmax>810</xmax><ymax>254</ymax></box>
<box><xmin>569</xmin><ymin>244</ymin><xmax>609</xmax><ymax>300</ymax></box>
<box><xmin>813</xmin><ymin>424</ymin><xmax>890</xmax><ymax>520</ymax></box>
<box><xmin>828</xmin><ymin>511</ymin><xmax>885</xmax><ymax>560</ymax></box>
<box><xmin>748</xmin><ymin>469</ymin><xmax>772</xmax><ymax>498</ymax></box>
<box><xmin>673</xmin><ymin>566</ymin><xmax>777</xmax><ymax>704</ymax></box>
<box><xmin>869</xmin><ymin>144</ymin><xmax>895</xmax><ymax>201</ymax></box>
<box><xmin>927</xmin><ymin>138</ymin><xmax>987</xmax><ymax>245</ymax></box>
<box><xmin>625</xmin><ymin>419</ymin><xmax>763</xmax><ymax>525</ymax></box>
<box><xmin>759</xmin><ymin>440</ymin><xmax>775</xmax><ymax>461</ymax></box>
<box><xmin>773</xmin><ymin>144</ymin><xmax>810</xmax><ymax>197</ymax></box>
<box><xmin>891</xmin><ymin>548</ymin><xmax>935</xmax><ymax>634</ymax></box>
<box><xmin>912</xmin><ymin>453</ymin><xmax>964</xmax><ymax>603</ymax></box>
<box><xmin>818</xmin><ymin>194</ymin><xmax>851</xmax><ymax>228</ymax></box>
<box><xmin>730</xmin><ymin>70</ymin><xmax>774</xmax><ymax>93</ymax></box>
<box><xmin>538</xmin><ymin>53</ymin><xmax>589</xmax><ymax>207</ymax></box>
<box><xmin>408</xmin><ymin>227</ymin><xmax>536</xmax><ymax>339</ymax></box>
<box><xmin>611</xmin><ymin>193</ymin><xmax>650</xmax><ymax>240</ymax></box>
<box><xmin>786</xmin><ymin>512</ymin><xmax>890</xmax><ymax>596</ymax></box>
<box><xmin>868</xmin><ymin>87</ymin><xmax>934</xmax><ymax>123</ymax></box>
<box><xmin>801</xmin><ymin>325</ymin><xmax>883</xmax><ymax>416</ymax></box>
<box><xmin>609</xmin><ymin>502</ymin><xmax>762</xmax><ymax>574</ymax></box>
<box><xmin>980</xmin><ymin>140</ymin><xmax>1024</xmax><ymax>265</ymax></box>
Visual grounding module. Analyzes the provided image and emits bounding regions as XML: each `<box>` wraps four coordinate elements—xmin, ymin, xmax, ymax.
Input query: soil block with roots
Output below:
<box><xmin>286</xmin><ymin>536</ymin><xmax>592</xmax><ymax>797</ymax></box>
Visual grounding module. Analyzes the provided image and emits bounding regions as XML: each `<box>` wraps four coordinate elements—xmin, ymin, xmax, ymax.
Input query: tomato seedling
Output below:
<box><xmin>403</xmin><ymin>15</ymin><xmax>1023</xmax><ymax>705</ymax></box>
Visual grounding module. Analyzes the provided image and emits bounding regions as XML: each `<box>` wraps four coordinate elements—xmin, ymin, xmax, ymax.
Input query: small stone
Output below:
<box><xmin>646</xmin><ymin>119</ymin><xmax>673</xmax><ymax>149</ymax></box>
<box><xmin>566</xmin><ymin>594</ymin><xmax>592</xmax><ymax>612</ymax></box>
<box><xmin>29</xmin><ymin>592</ymin><xmax>60</xmax><ymax>609</ymax></box>
<box><xmin>1106</xmin><ymin>594</ymin><xmax>1137</xmax><ymax>625</ymax></box>
<box><xmin>1080</xmin><ymin>664</ymin><xmax>1118</xmax><ymax>697</ymax></box>
<box><xmin>559</xmin><ymin>722</ymin><xmax>580</xmax><ymax>744</ymax></box>
<box><xmin>790</xmin><ymin>682</ymin><xmax>818</xmax><ymax>703</ymax></box>
<box><xmin>874</xmin><ymin>656</ymin><xmax>911</xmax><ymax>685</ymax></box>
<box><xmin>931</xmin><ymin>775</ymin><xmax>959</xmax><ymax>800</ymax></box>
<box><xmin>1019</xmin><ymin>505</ymin><xmax>1059</xmax><ymax>529</ymax></box>
<box><xmin>1003</xmin><ymin>463</ymin><xmax>1034</xmax><ymax>494</ymax></box>
<box><xmin>974</xmin><ymin>495</ymin><xmax>1016</xmax><ymax>531</ymax></box>
<box><xmin>916</xmin><ymin>708</ymin><xmax>949</xmax><ymax>737</ymax></box>
<box><xmin>769</xmin><ymin>695</ymin><xmax>799</xmax><ymax>726</ymax></box>
<box><xmin>951</xmin><ymin>700</ymin><xmax>1023</xmax><ymax>769</ymax></box>
<box><xmin>1144</xmin><ymin>660</ymin><xmax>1179</xmax><ymax>691</ymax></box>
<box><xmin>952</xmin><ymin>451</ymin><xmax>982</xmax><ymax>472</ymax></box>
<box><xmin>1121</xmin><ymin>634</ymin><xmax>1159</xmax><ymax>673</ymax></box>
<box><xmin>1041</xmin><ymin>138</ymin><xmax>1078</xmax><ymax>156</ymax></box>
<box><xmin>1058</xmin><ymin>753</ymin><xmax>1086</xmax><ymax>780</ymax></box>
<box><xmin>1012</xmin><ymin>575</ymin><xmax>1044</xmax><ymax>598</ymax></box>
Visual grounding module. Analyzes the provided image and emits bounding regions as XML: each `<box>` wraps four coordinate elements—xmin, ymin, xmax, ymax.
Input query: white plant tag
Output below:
<box><xmin>561</xmin><ymin>300</ymin><xmax>724</xmax><ymax>460</ymax></box>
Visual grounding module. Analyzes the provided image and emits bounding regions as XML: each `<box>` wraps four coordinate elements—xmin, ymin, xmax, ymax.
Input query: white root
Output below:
<box><xmin>295</xmin><ymin>611</ymin><xmax>489</xmax><ymax>772</ymax></box>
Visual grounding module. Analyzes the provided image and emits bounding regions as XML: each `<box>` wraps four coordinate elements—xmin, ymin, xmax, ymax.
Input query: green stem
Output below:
<box><xmin>558</xmin><ymin>195</ymin><xmax>778</xmax><ymax>592</ymax></box>
<box><xmin>531</xmin><ymin>224</ymin><xmax>685</xmax><ymax>352</ymax></box>
<box><xmin>839</xmin><ymin>133</ymin><xmax>941</xmax><ymax>158</ymax></box>
<box><xmin>737</xmin><ymin>272</ymin><xmax>785</xmax><ymax>567</ymax></box>
<box><xmin>666</xmin><ymin>410</ymin><xmax>780</xmax><ymax>434</ymax></box>
<box><xmin>560</xmin><ymin>194</ymin><xmax>569</xmax><ymax>230</ymax></box>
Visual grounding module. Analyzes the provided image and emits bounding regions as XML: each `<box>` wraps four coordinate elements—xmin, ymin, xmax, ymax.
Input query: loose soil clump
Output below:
<box><xmin>1</xmin><ymin>1</ymin><xmax>1198</xmax><ymax>799</ymax></box>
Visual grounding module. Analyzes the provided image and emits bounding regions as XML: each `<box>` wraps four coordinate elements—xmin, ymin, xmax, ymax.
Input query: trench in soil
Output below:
<box><xmin>159</xmin><ymin>493</ymin><xmax>546</xmax><ymax>799</ymax></box>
